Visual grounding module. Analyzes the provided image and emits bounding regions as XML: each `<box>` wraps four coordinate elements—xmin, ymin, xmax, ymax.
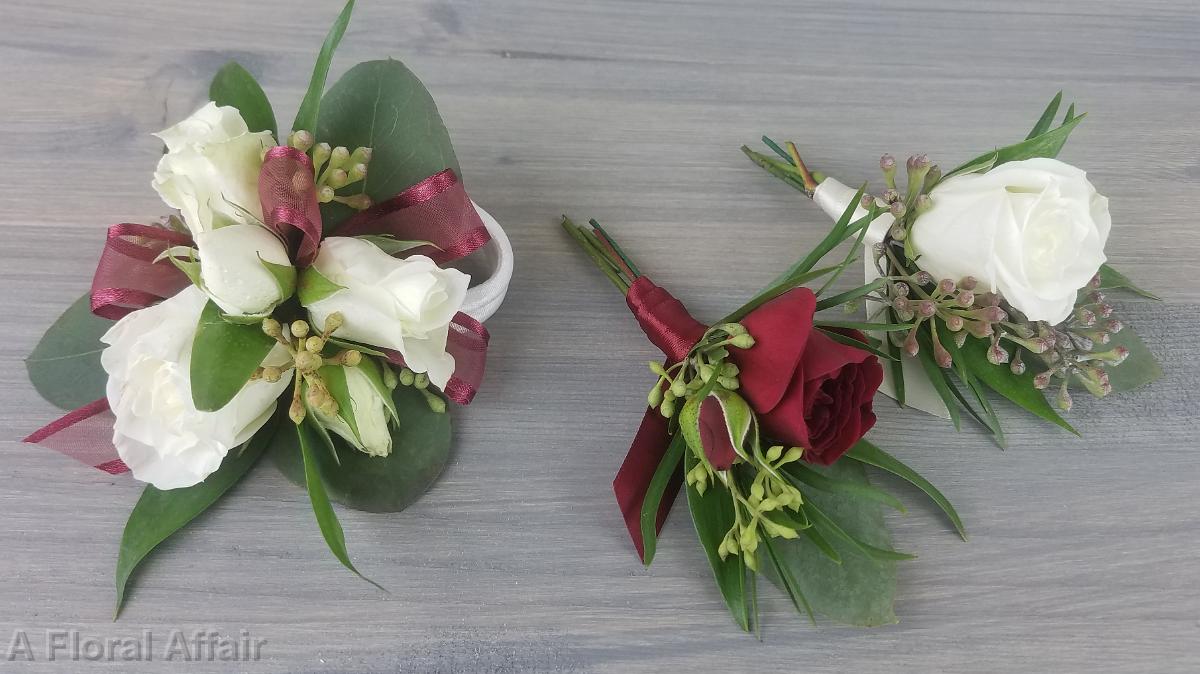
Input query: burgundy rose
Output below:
<box><xmin>728</xmin><ymin>287</ymin><xmax>883</xmax><ymax>465</ymax></box>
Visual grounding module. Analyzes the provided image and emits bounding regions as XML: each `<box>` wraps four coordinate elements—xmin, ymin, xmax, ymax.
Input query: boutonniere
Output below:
<box><xmin>23</xmin><ymin>0</ymin><xmax>513</xmax><ymax>616</ymax></box>
<box><xmin>561</xmin><ymin>213</ymin><xmax>962</xmax><ymax>632</ymax></box>
<box><xmin>744</xmin><ymin>93</ymin><xmax>1159</xmax><ymax>442</ymax></box>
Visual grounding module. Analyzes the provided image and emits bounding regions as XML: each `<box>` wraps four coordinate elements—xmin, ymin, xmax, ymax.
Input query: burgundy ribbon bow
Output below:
<box><xmin>29</xmin><ymin>148</ymin><xmax>494</xmax><ymax>475</ymax></box>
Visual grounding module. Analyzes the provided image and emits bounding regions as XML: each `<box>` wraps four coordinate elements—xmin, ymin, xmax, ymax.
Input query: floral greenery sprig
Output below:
<box><xmin>744</xmin><ymin>93</ymin><xmax>1161</xmax><ymax>444</ymax></box>
<box><xmin>562</xmin><ymin>212</ymin><xmax>965</xmax><ymax>633</ymax></box>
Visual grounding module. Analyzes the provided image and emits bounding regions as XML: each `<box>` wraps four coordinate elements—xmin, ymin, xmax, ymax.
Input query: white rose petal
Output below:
<box><xmin>101</xmin><ymin>286</ymin><xmax>290</xmax><ymax>489</ymax></box>
<box><xmin>304</xmin><ymin>237</ymin><xmax>469</xmax><ymax>389</ymax></box>
<box><xmin>910</xmin><ymin>157</ymin><xmax>1110</xmax><ymax>323</ymax></box>
<box><xmin>194</xmin><ymin>224</ymin><xmax>292</xmax><ymax>317</ymax></box>
<box><xmin>151</xmin><ymin>102</ymin><xmax>275</xmax><ymax>235</ymax></box>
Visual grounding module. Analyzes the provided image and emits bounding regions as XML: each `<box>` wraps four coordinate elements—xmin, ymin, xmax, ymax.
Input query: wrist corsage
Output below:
<box><xmin>23</xmin><ymin>0</ymin><xmax>513</xmax><ymax>615</ymax></box>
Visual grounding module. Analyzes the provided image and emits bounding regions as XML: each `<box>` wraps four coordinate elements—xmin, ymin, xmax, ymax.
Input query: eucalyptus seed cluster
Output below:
<box><xmin>287</xmin><ymin>130</ymin><xmax>373</xmax><ymax>211</ymax></box>
<box><xmin>1030</xmin><ymin>280</ymin><xmax>1129</xmax><ymax>411</ymax></box>
<box><xmin>714</xmin><ymin>444</ymin><xmax>805</xmax><ymax>572</ymax></box>
<box><xmin>259</xmin><ymin>312</ymin><xmax>362</xmax><ymax>424</ymax></box>
<box><xmin>644</xmin><ymin>323</ymin><xmax>755</xmax><ymax>419</ymax></box>
<box><xmin>387</xmin><ymin>362</ymin><xmax>449</xmax><ymax>414</ymax></box>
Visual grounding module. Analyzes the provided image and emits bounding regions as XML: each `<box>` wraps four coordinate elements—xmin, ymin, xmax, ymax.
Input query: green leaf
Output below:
<box><xmin>759</xmin><ymin>460</ymin><xmax>898</xmax><ymax>626</ymax></box>
<box><xmin>815</xmin><ymin>278</ymin><xmax>886</xmax><ymax>311</ymax></box>
<box><xmin>813</xmin><ymin>319</ymin><xmax>913</xmax><ymax>332</ymax></box>
<box><xmin>1026</xmin><ymin>91</ymin><xmax>1062</xmax><ymax>140</ymax></box>
<box><xmin>1097</xmin><ymin>264</ymin><xmax>1160</xmax><ymax>300</ymax></box>
<box><xmin>316</xmin><ymin>58</ymin><xmax>461</xmax><ymax>232</ymax></box>
<box><xmin>683</xmin><ymin>450</ymin><xmax>750</xmax><ymax>631</ymax></box>
<box><xmin>296</xmin><ymin>416</ymin><xmax>385</xmax><ymax>591</ymax></box>
<box><xmin>292</xmin><ymin>0</ymin><xmax>356</xmax><ymax>135</ymax></box>
<box><xmin>189</xmin><ymin>301</ymin><xmax>276</xmax><ymax>412</ymax></box>
<box><xmin>722</xmin><ymin>263</ymin><xmax>842</xmax><ymax>323</ymax></box>
<box><xmin>1081</xmin><ymin>322</ymin><xmax>1161</xmax><ymax>394</ymax></box>
<box><xmin>270</xmin><ymin>386</ymin><xmax>451</xmax><ymax>512</ymax></box>
<box><xmin>639</xmin><ymin>433</ymin><xmax>686</xmax><ymax>566</ymax></box>
<box><xmin>209</xmin><ymin>61</ymin><xmax>278</xmax><ymax>138</ymax></box>
<box><xmin>355</xmin><ymin>356</ymin><xmax>399</xmax><ymax>423</ymax></box>
<box><xmin>914</xmin><ymin>335</ymin><xmax>962</xmax><ymax>431</ymax></box>
<box><xmin>297</xmin><ymin>265</ymin><xmax>346</xmax><ymax>305</ymax></box>
<box><xmin>944</xmin><ymin>331</ymin><xmax>1078</xmax><ymax>435</ymax></box>
<box><xmin>356</xmin><ymin>234</ymin><xmax>440</xmax><ymax>256</ymax></box>
<box><xmin>805</xmin><ymin>501</ymin><xmax>916</xmax><ymax>562</ymax></box>
<box><xmin>115</xmin><ymin>416</ymin><xmax>277</xmax><ymax>618</ymax></box>
<box><xmin>258</xmin><ymin>256</ymin><xmax>296</xmax><ymax>299</ymax></box>
<box><xmin>846</xmin><ymin>440</ymin><xmax>966</xmax><ymax>540</ymax></box>
<box><xmin>801</xmin><ymin>524</ymin><xmax>841</xmax><ymax>564</ymax></box>
<box><xmin>882</xmin><ymin>314</ymin><xmax>906</xmax><ymax>406</ymax></box>
<box><xmin>784</xmin><ymin>463</ymin><xmax>906</xmax><ymax>513</ymax></box>
<box><xmin>946</xmin><ymin>111</ymin><xmax>1086</xmax><ymax>179</ymax></box>
<box><xmin>25</xmin><ymin>294</ymin><xmax>110</xmax><ymax>410</ymax></box>
<box><xmin>815</xmin><ymin>328</ymin><xmax>896</xmax><ymax>361</ymax></box>
<box><xmin>319</xmin><ymin>364</ymin><xmax>360</xmax><ymax>442</ymax></box>
<box><xmin>740</xmin><ymin>146</ymin><xmax>809</xmax><ymax>193</ymax></box>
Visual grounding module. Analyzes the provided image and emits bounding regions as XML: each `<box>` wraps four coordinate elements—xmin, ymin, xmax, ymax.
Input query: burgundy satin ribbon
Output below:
<box><xmin>615</xmin><ymin>277</ymin><xmax>708</xmax><ymax>561</ymax></box>
<box><xmin>29</xmin><ymin>157</ymin><xmax>495</xmax><ymax>475</ymax></box>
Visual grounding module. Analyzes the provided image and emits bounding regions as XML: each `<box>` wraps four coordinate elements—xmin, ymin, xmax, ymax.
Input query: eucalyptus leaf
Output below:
<box><xmin>189</xmin><ymin>301</ymin><xmax>276</xmax><ymax>412</ymax></box>
<box><xmin>760</xmin><ymin>460</ymin><xmax>898</xmax><ymax>626</ymax></box>
<box><xmin>26</xmin><ymin>294</ymin><xmax>110</xmax><ymax>410</ymax></box>
<box><xmin>684</xmin><ymin>450</ymin><xmax>750</xmax><ymax>631</ymax></box>
<box><xmin>846</xmin><ymin>440</ymin><xmax>966</xmax><ymax>540</ymax></box>
<box><xmin>292</xmin><ymin>0</ymin><xmax>356</xmax><ymax>135</ymax></box>
<box><xmin>316</xmin><ymin>59</ymin><xmax>461</xmax><ymax>232</ymax></box>
<box><xmin>115</xmin><ymin>416</ymin><xmax>277</xmax><ymax>618</ymax></box>
<box><xmin>270</xmin><ymin>386</ymin><xmax>451</xmax><ymax>512</ymax></box>
<box><xmin>1097</xmin><ymin>264</ymin><xmax>1160</xmax><ymax>300</ymax></box>
<box><xmin>639</xmin><ymin>433</ymin><xmax>685</xmax><ymax>566</ymax></box>
<box><xmin>209</xmin><ymin>61</ymin><xmax>278</xmax><ymax>138</ymax></box>
<box><xmin>1083</xmin><ymin>323</ymin><xmax>1161</xmax><ymax>394</ymax></box>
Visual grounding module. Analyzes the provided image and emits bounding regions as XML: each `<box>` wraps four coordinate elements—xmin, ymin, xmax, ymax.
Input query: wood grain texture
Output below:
<box><xmin>2</xmin><ymin>0</ymin><xmax>1198</xmax><ymax>671</ymax></box>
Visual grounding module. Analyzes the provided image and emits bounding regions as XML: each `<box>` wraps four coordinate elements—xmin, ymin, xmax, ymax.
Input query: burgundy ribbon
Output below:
<box><xmin>615</xmin><ymin>277</ymin><xmax>708</xmax><ymax>561</ymax></box>
<box><xmin>28</xmin><ymin>156</ymin><xmax>495</xmax><ymax>474</ymax></box>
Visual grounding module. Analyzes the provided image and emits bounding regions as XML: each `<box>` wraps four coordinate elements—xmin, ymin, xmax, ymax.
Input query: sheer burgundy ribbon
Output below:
<box><xmin>28</xmin><ymin>156</ymin><xmax>493</xmax><ymax>474</ymax></box>
<box><xmin>615</xmin><ymin>277</ymin><xmax>708</xmax><ymax>561</ymax></box>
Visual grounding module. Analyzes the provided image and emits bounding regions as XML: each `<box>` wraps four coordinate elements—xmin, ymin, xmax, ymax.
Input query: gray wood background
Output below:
<box><xmin>2</xmin><ymin>0</ymin><xmax>1197</xmax><ymax>671</ymax></box>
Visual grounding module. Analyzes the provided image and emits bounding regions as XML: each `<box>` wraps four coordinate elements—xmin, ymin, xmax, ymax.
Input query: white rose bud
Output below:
<box><xmin>303</xmin><ymin>237</ymin><xmax>469</xmax><ymax>389</ymax></box>
<box><xmin>193</xmin><ymin>224</ymin><xmax>293</xmax><ymax>317</ymax></box>
<box><xmin>910</xmin><ymin>158</ymin><xmax>1110</xmax><ymax>324</ymax></box>
<box><xmin>100</xmin><ymin>287</ymin><xmax>290</xmax><ymax>489</ymax></box>
<box><xmin>151</xmin><ymin>102</ymin><xmax>275</xmax><ymax>235</ymax></box>
<box><xmin>312</xmin><ymin>362</ymin><xmax>395</xmax><ymax>457</ymax></box>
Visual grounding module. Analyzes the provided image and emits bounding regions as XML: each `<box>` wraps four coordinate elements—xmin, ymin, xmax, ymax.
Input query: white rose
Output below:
<box><xmin>101</xmin><ymin>286</ymin><xmax>290</xmax><ymax>489</ymax></box>
<box><xmin>193</xmin><ymin>224</ymin><xmax>293</xmax><ymax>317</ymax></box>
<box><xmin>910</xmin><ymin>158</ymin><xmax>1111</xmax><ymax>324</ymax></box>
<box><xmin>152</xmin><ymin>102</ymin><xmax>275</xmax><ymax>235</ymax></box>
<box><xmin>312</xmin><ymin>361</ymin><xmax>396</xmax><ymax>457</ymax></box>
<box><xmin>303</xmin><ymin>237</ymin><xmax>469</xmax><ymax>389</ymax></box>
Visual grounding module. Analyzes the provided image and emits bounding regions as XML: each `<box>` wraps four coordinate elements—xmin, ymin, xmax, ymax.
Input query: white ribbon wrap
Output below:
<box><xmin>458</xmin><ymin>203</ymin><xmax>514</xmax><ymax>323</ymax></box>
<box><xmin>812</xmin><ymin>178</ymin><xmax>950</xmax><ymax>419</ymax></box>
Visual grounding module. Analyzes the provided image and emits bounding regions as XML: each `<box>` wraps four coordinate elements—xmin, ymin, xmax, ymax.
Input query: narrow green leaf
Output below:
<box><xmin>115</xmin><ymin>417</ymin><xmax>277</xmax><ymax>618</ymax></box>
<box><xmin>25</xmin><ymin>294</ymin><xmax>110</xmax><ymax>410</ymax></box>
<box><xmin>292</xmin><ymin>0</ymin><xmax>356</xmax><ymax>135</ymax></box>
<box><xmin>846</xmin><ymin>440</ymin><xmax>966</xmax><ymax>540</ymax></box>
<box><xmin>802</xmin><ymin>522</ymin><xmax>842</xmax><ymax>564</ymax></box>
<box><xmin>955</xmin><ymin>361</ymin><xmax>1007</xmax><ymax>446</ymax></box>
<box><xmin>209</xmin><ymin>61</ymin><xmax>278</xmax><ymax>138</ymax></box>
<box><xmin>761</xmin><ymin>536</ymin><xmax>815</xmax><ymax>624</ymax></box>
<box><xmin>882</xmin><ymin>316</ymin><xmax>906</xmax><ymax>406</ymax></box>
<box><xmin>683</xmin><ymin>450</ymin><xmax>749</xmax><ymax>631</ymax></box>
<box><xmin>1026</xmin><ymin>91</ymin><xmax>1063</xmax><ymax>140</ymax></box>
<box><xmin>785</xmin><ymin>463</ymin><xmax>906</xmax><ymax>512</ymax></box>
<box><xmin>297</xmin><ymin>265</ymin><xmax>346</xmax><ymax>306</ymax></box>
<box><xmin>944</xmin><ymin>331</ymin><xmax>1078</xmax><ymax>435</ymax></box>
<box><xmin>946</xmin><ymin>112</ymin><xmax>1086</xmax><ymax>179</ymax></box>
<box><xmin>815</xmin><ymin>328</ymin><xmax>897</xmax><ymax>361</ymax></box>
<box><xmin>813</xmin><ymin>319</ymin><xmax>913</xmax><ymax>332</ymax></box>
<box><xmin>189</xmin><ymin>301</ymin><xmax>276</xmax><ymax>412</ymax></box>
<box><xmin>805</xmin><ymin>501</ymin><xmax>916</xmax><ymax>562</ymax></box>
<box><xmin>914</xmin><ymin>336</ymin><xmax>962</xmax><ymax>431</ymax></box>
<box><xmin>639</xmin><ymin>434</ymin><xmax>685</xmax><ymax>566</ymax></box>
<box><xmin>740</xmin><ymin>146</ymin><xmax>808</xmax><ymax>192</ymax></box>
<box><xmin>722</xmin><ymin>263</ymin><xmax>842</xmax><ymax>323</ymax></box>
<box><xmin>815</xmin><ymin>278</ymin><xmax>886</xmax><ymax>311</ymax></box>
<box><xmin>297</xmin><ymin>417</ymin><xmax>385</xmax><ymax>591</ymax></box>
<box><xmin>1097</xmin><ymin>264</ymin><xmax>1160</xmax><ymax>300</ymax></box>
